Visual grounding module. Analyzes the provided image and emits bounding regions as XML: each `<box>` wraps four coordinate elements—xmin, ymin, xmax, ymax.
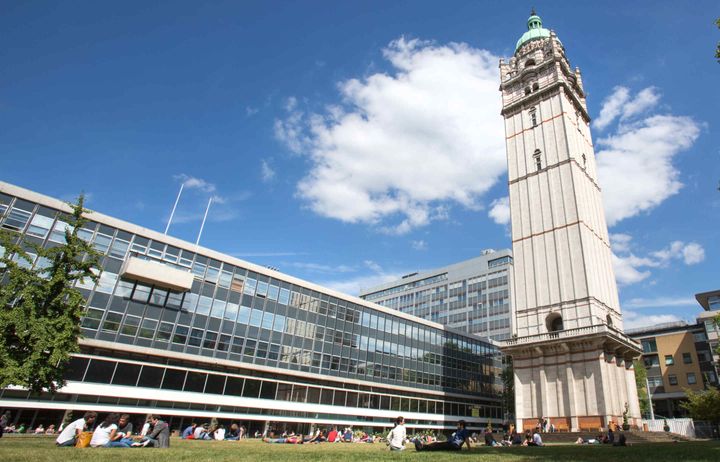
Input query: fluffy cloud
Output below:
<box><xmin>318</xmin><ymin>260</ymin><xmax>407</xmax><ymax>296</ymax></box>
<box><xmin>611</xmin><ymin>235</ymin><xmax>705</xmax><ymax>285</ymax></box>
<box><xmin>623</xmin><ymin>309</ymin><xmax>684</xmax><ymax>330</ymax></box>
<box><xmin>411</xmin><ymin>240</ymin><xmax>428</xmax><ymax>251</ymax></box>
<box><xmin>173</xmin><ymin>174</ymin><xmax>217</xmax><ymax>193</ymax></box>
<box><xmin>260</xmin><ymin>159</ymin><xmax>276</xmax><ymax>183</ymax></box>
<box><xmin>275</xmin><ymin>37</ymin><xmax>505</xmax><ymax>234</ymax></box>
<box><xmin>594</xmin><ymin>87</ymin><xmax>701</xmax><ymax>226</ymax></box>
<box><xmin>488</xmin><ymin>196</ymin><xmax>510</xmax><ymax>225</ymax></box>
<box><xmin>593</xmin><ymin>86</ymin><xmax>661</xmax><ymax>130</ymax></box>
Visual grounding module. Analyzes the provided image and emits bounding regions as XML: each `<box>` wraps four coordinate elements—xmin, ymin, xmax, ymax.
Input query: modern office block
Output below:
<box><xmin>0</xmin><ymin>181</ymin><xmax>503</xmax><ymax>433</ymax></box>
<box><xmin>360</xmin><ymin>250</ymin><xmax>513</xmax><ymax>341</ymax></box>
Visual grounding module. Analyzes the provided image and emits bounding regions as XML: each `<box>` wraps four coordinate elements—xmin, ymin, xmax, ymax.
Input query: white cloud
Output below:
<box><xmin>592</xmin><ymin>86</ymin><xmax>661</xmax><ymax>131</ymax></box>
<box><xmin>286</xmin><ymin>262</ymin><xmax>356</xmax><ymax>274</ymax></box>
<box><xmin>612</xmin><ymin>235</ymin><xmax>705</xmax><ymax>285</ymax></box>
<box><xmin>623</xmin><ymin>309</ymin><xmax>684</xmax><ymax>330</ymax></box>
<box><xmin>275</xmin><ymin>37</ymin><xmax>505</xmax><ymax>234</ymax></box>
<box><xmin>317</xmin><ymin>260</ymin><xmax>406</xmax><ymax>296</ymax></box>
<box><xmin>246</xmin><ymin>106</ymin><xmax>259</xmax><ymax>117</ymax></box>
<box><xmin>488</xmin><ymin>196</ymin><xmax>510</xmax><ymax>226</ymax></box>
<box><xmin>593</xmin><ymin>86</ymin><xmax>630</xmax><ymax>130</ymax></box>
<box><xmin>609</xmin><ymin>233</ymin><xmax>633</xmax><ymax>253</ymax></box>
<box><xmin>681</xmin><ymin>242</ymin><xmax>705</xmax><ymax>265</ymax></box>
<box><xmin>624</xmin><ymin>296</ymin><xmax>697</xmax><ymax>309</ymax></box>
<box><xmin>174</xmin><ymin>174</ymin><xmax>217</xmax><ymax>194</ymax></box>
<box><xmin>411</xmin><ymin>240</ymin><xmax>428</xmax><ymax>251</ymax></box>
<box><xmin>594</xmin><ymin>87</ymin><xmax>701</xmax><ymax>226</ymax></box>
<box><xmin>260</xmin><ymin>159</ymin><xmax>276</xmax><ymax>183</ymax></box>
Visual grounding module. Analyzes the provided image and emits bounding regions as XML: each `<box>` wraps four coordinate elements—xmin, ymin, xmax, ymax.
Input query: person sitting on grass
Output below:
<box><xmin>182</xmin><ymin>423</ymin><xmax>197</xmax><ymax>439</ymax></box>
<box><xmin>342</xmin><ymin>427</ymin><xmax>353</xmax><ymax>442</ymax></box>
<box><xmin>484</xmin><ymin>428</ymin><xmax>498</xmax><ymax>447</ymax></box>
<box><xmin>500</xmin><ymin>433</ymin><xmax>512</xmax><ymax>446</ymax></box>
<box><xmin>387</xmin><ymin>416</ymin><xmax>407</xmax><ymax>451</ymax></box>
<box><xmin>55</xmin><ymin>412</ymin><xmax>97</xmax><ymax>447</ymax></box>
<box><xmin>327</xmin><ymin>426</ymin><xmax>339</xmax><ymax>443</ymax></box>
<box><xmin>527</xmin><ymin>430</ymin><xmax>543</xmax><ymax>447</ymax></box>
<box><xmin>225</xmin><ymin>423</ymin><xmax>240</xmax><ymax>440</ymax></box>
<box><xmin>34</xmin><ymin>424</ymin><xmax>45</xmax><ymax>434</ymax></box>
<box><xmin>45</xmin><ymin>424</ymin><xmax>56</xmax><ymax>435</ymax></box>
<box><xmin>414</xmin><ymin>420</ymin><xmax>471</xmax><ymax>451</ymax></box>
<box><xmin>90</xmin><ymin>413</ymin><xmax>126</xmax><ymax>448</ymax></box>
<box><xmin>193</xmin><ymin>423</ymin><xmax>212</xmax><ymax>440</ymax></box>
<box><xmin>613</xmin><ymin>432</ymin><xmax>627</xmax><ymax>447</ymax></box>
<box><xmin>132</xmin><ymin>415</ymin><xmax>170</xmax><ymax>448</ymax></box>
<box><xmin>510</xmin><ymin>431</ymin><xmax>522</xmax><ymax>446</ymax></box>
<box><xmin>263</xmin><ymin>433</ymin><xmax>304</xmax><ymax>444</ymax></box>
<box><xmin>214</xmin><ymin>425</ymin><xmax>226</xmax><ymax>441</ymax></box>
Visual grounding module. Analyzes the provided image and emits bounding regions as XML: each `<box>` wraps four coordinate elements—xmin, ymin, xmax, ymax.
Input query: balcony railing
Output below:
<box><xmin>503</xmin><ymin>324</ymin><xmax>641</xmax><ymax>350</ymax></box>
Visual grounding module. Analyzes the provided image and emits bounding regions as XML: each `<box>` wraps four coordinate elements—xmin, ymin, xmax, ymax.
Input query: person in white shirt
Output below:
<box><xmin>90</xmin><ymin>413</ymin><xmax>120</xmax><ymax>448</ymax></box>
<box><xmin>55</xmin><ymin>412</ymin><xmax>97</xmax><ymax>447</ymax></box>
<box><xmin>140</xmin><ymin>419</ymin><xmax>151</xmax><ymax>437</ymax></box>
<box><xmin>387</xmin><ymin>416</ymin><xmax>407</xmax><ymax>451</ymax></box>
<box><xmin>214</xmin><ymin>426</ymin><xmax>226</xmax><ymax>440</ymax></box>
<box><xmin>530</xmin><ymin>431</ymin><xmax>543</xmax><ymax>447</ymax></box>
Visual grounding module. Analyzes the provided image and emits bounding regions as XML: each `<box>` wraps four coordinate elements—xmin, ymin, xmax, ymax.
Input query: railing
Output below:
<box><xmin>503</xmin><ymin>324</ymin><xmax>641</xmax><ymax>349</ymax></box>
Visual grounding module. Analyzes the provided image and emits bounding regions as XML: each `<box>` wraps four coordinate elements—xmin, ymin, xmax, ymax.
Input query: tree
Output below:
<box><xmin>716</xmin><ymin>18</ymin><xmax>720</xmax><ymax>63</ymax></box>
<box><xmin>0</xmin><ymin>195</ymin><xmax>101</xmax><ymax>392</ymax></box>
<box><xmin>500</xmin><ymin>357</ymin><xmax>515</xmax><ymax>421</ymax></box>
<box><xmin>681</xmin><ymin>387</ymin><xmax>720</xmax><ymax>424</ymax></box>
<box><xmin>633</xmin><ymin>359</ymin><xmax>651</xmax><ymax>416</ymax></box>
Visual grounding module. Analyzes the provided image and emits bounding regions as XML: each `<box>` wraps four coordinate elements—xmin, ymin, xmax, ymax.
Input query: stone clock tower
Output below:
<box><xmin>499</xmin><ymin>12</ymin><xmax>642</xmax><ymax>432</ymax></box>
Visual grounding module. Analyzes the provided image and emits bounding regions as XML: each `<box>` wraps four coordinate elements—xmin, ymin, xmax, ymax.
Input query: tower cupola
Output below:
<box><xmin>515</xmin><ymin>9</ymin><xmax>551</xmax><ymax>53</ymax></box>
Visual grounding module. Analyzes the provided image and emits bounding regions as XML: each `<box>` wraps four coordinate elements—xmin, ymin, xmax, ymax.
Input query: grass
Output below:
<box><xmin>1</xmin><ymin>437</ymin><xmax>719</xmax><ymax>462</ymax></box>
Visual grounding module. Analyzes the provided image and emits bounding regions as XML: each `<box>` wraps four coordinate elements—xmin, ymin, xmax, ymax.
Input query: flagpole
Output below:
<box><xmin>164</xmin><ymin>183</ymin><xmax>184</xmax><ymax>234</ymax></box>
<box><xmin>196</xmin><ymin>196</ymin><xmax>213</xmax><ymax>246</ymax></box>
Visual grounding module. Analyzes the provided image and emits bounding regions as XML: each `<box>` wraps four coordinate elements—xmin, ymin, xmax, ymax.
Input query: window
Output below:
<box><xmin>668</xmin><ymin>374</ymin><xmax>678</xmax><ymax>386</ymax></box>
<box><xmin>172</xmin><ymin>326</ymin><xmax>189</xmax><ymax>344</ymax></box>
<box><xmin>96</xmin><ymin>271</ymin><xmax>118</xmax><ymax>294</ymax></box>
<box><xmin>109</xmin><ymin>239</ymin><xmax>129</xmax><ymax>259</ymax></box>
<box><xmin>121</xmin><ymin>316</ymin><xmax>140</xmax><ymax>336</ymax></box>
<box><xmin>693</xmin><ymin>332</ymin><xmax>707</xmax><ymax>342</ymax></box>
<box><xmin>643</xmin><ymin>355</ymin><xmax>659</xmax><ymax>368</ymax></box>
<box><xmin>112</xmin><ymin>362</ymin><xmax>141</xmax><ymax>386</ymax></box>
<box><xmin>188</xmin><ymin>328</ymin><xmax>203</xmax><ymax>347</ymax></box>
<box><xmin>138</xmin><ymin>319</ymin><xmax>158</xmax><ymax>339</ymax></box>
<box><xmin>687</xmin><ymin>373</ymin><xmax>697</xmax><ymax>385</ymax></box>
<box><xmin>581</xmin><ymin>153</ymin><xmax>587</xmax><ymax>168</ymax></box>
<box><xmin>157</xmin><ymin>322</ymin><xmax>173</xmax><ymax>341</ymax></box>
<box><xmin>49</xmin><ymin>220</ymin><xmax>71</xmax><ymax>243</ymax></box>
<box><xmin>81</xmin><ymin>308</ymin><xmax>104</xmax><ymax>330</ymax></box>
<box><xmin>533</xmin><ymin>149</ymin><xmax>542</xmax><ymax>171</ymax></box>
<box><xmin>641</xmin><ymin>339</ymin><xmax>657</xmax><ymax>353</ymax></box>
<box><xmin>647</xmin><ymin>376</ymin><xmax>663</xmax><ymax>388</ymax></box>
<box><xmin>682</xmin><ymin>352</ymin><xmax>692</xmax><ymax>364</ymax></box>
<box><xmin>102</xmin><ymin>312</ymin><xmax>123</xmax><ymax>333</ymax></box>
<box><xmin>26</xmin><ymin>214</ymin><xmax>54</xmax><ymax>238</ymax></box>
<box><xmin>203</xmin><ymin>331</ymin><xmax>218</xmax><ymax>349</ymax></box>
<box><xmin>2</xmin><ymin>207</ymin><xmax>32</xmax><ymax>231</ymax></box>
<box><xmin>93</xmin><ymin>234</ymin><xmax>112</xmax><ymax>254</ymax></box>
<box><xmin>664</xmin><ymin>355</ymin><xmax>674</xmax><ymax>366</ymax></box>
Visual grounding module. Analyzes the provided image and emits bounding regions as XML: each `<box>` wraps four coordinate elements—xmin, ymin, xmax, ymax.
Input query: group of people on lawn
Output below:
<box><xmin>54</xmin><ymin>412</ymin><xmax>170</xmax><ymax>448</ymax></box>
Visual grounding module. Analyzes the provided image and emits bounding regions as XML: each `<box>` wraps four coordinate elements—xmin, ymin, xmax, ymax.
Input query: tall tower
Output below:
<box><xmin>499</xmin><ymin>12</ymin><xmax>642</xmax><ymax>432</ymax></box>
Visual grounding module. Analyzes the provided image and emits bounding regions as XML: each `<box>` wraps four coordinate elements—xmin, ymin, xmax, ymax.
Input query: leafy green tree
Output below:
<box><xmin>501</xmin><ymin>358</ymin><xmax>515</xmax><ymax>420</ymax></box>
<box><xmin>634</xmin><ymin>360</ymin><xmax>651</xmax><ymax>416</ymax></box>
<box><xmin>716</xmin><ymin>18</ymin><xmax>720</xmax><ymax>62</ymax></box>
<box><xmin>0</xmin><ymin>195</ymin><xmax>100</xmax><ymax>392</ymax></box>
<box><xmin>681</xmin><ymin>387</ymin><xmax>720</xmax><ymax>424</ymax></box>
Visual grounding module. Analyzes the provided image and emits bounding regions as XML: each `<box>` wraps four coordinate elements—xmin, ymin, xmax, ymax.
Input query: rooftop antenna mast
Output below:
<box><xmin>164</xmin><ymin>183</ymin><xmax>184</xmax><ymax>235</ymax></box>
<box><xmin>195</xmin><ymin>196</ymin><xmax>213</xmax><ymax>246</ymax></box>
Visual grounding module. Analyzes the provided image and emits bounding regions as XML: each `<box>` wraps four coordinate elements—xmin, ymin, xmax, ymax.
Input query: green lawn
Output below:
<box><xmin>1</xmin><ymin>437</ymin><xmax>719</xmax><ymax>462</ymax></box>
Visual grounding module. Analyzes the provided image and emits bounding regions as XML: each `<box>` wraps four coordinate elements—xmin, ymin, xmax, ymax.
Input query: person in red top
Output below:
<box><xmin>327</xmin><ymin>427</ymin><xmax>339</xmax><ymax>442</ymax></box>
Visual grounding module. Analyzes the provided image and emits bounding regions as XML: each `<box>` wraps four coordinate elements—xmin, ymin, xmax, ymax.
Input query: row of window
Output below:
<box><xmin>64</xmin><ymin>356</ymin><xmax>502</xmax><ymax>419</ymax></box>
<box><xmin>647</xmin><ymin>372</ymin><xmax>699</xmax><ymax>388</ymax></box>
<box><xmin>643</xmin><ymin>352</ymin><xmax>695</xmax><ymax>368</ymax></box>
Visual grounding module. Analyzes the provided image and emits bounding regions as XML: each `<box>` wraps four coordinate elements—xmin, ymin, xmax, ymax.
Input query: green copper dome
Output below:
<box><xmin>515</xmin><ymin>11</ymin><xmax>551</xmax><ymax>52</ymax></box>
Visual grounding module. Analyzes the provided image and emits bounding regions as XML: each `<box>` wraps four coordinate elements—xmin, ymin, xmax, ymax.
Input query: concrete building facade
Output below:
<box><xmin>0</xmin><ymin>181</ymin><xmax>503</xmax><ymax>434</ymax></box>
<box><xmin>498</xmin><ymin>12</ymin><xmax>642</xmax><ymax>431</ymax></box>
<box><xmin>359</xmin><ymin>250</ymin><xmax>513</xmax><ymax>341</ymax></box>
<box><xmin>628</xmin><ymin>320</ymin><xmax>719</xmax><ymax>418</ymax></box>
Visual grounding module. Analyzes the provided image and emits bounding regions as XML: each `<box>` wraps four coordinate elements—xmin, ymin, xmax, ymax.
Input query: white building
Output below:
<box><xmin>498</xmin><ymin>11</ymin><xmax>642</xmax><ymax>432</ymax></box>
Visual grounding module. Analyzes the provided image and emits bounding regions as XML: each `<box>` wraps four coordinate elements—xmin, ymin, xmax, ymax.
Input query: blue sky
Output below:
<box><xmin>1</xmin><ymin>1</ymin><xmax>718</xmax><ymax>328</ymax></box>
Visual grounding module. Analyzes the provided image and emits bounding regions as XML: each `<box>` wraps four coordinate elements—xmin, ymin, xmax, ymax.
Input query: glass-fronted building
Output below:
<box><xmin>0</xmin><ymin>181</ymin><xmax>503</xmax><ymax>434</ymax></box>
<box><xmin>359</xmin><ymin>251</ymin><xmax>514</xmax><ymax>341</ymax></box>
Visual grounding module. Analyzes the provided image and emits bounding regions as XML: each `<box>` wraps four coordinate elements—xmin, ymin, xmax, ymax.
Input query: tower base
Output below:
<box><xmin>502</xmin><ymin>324</ymin><xmax>642</xmax><ymax>432</ymax></box>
